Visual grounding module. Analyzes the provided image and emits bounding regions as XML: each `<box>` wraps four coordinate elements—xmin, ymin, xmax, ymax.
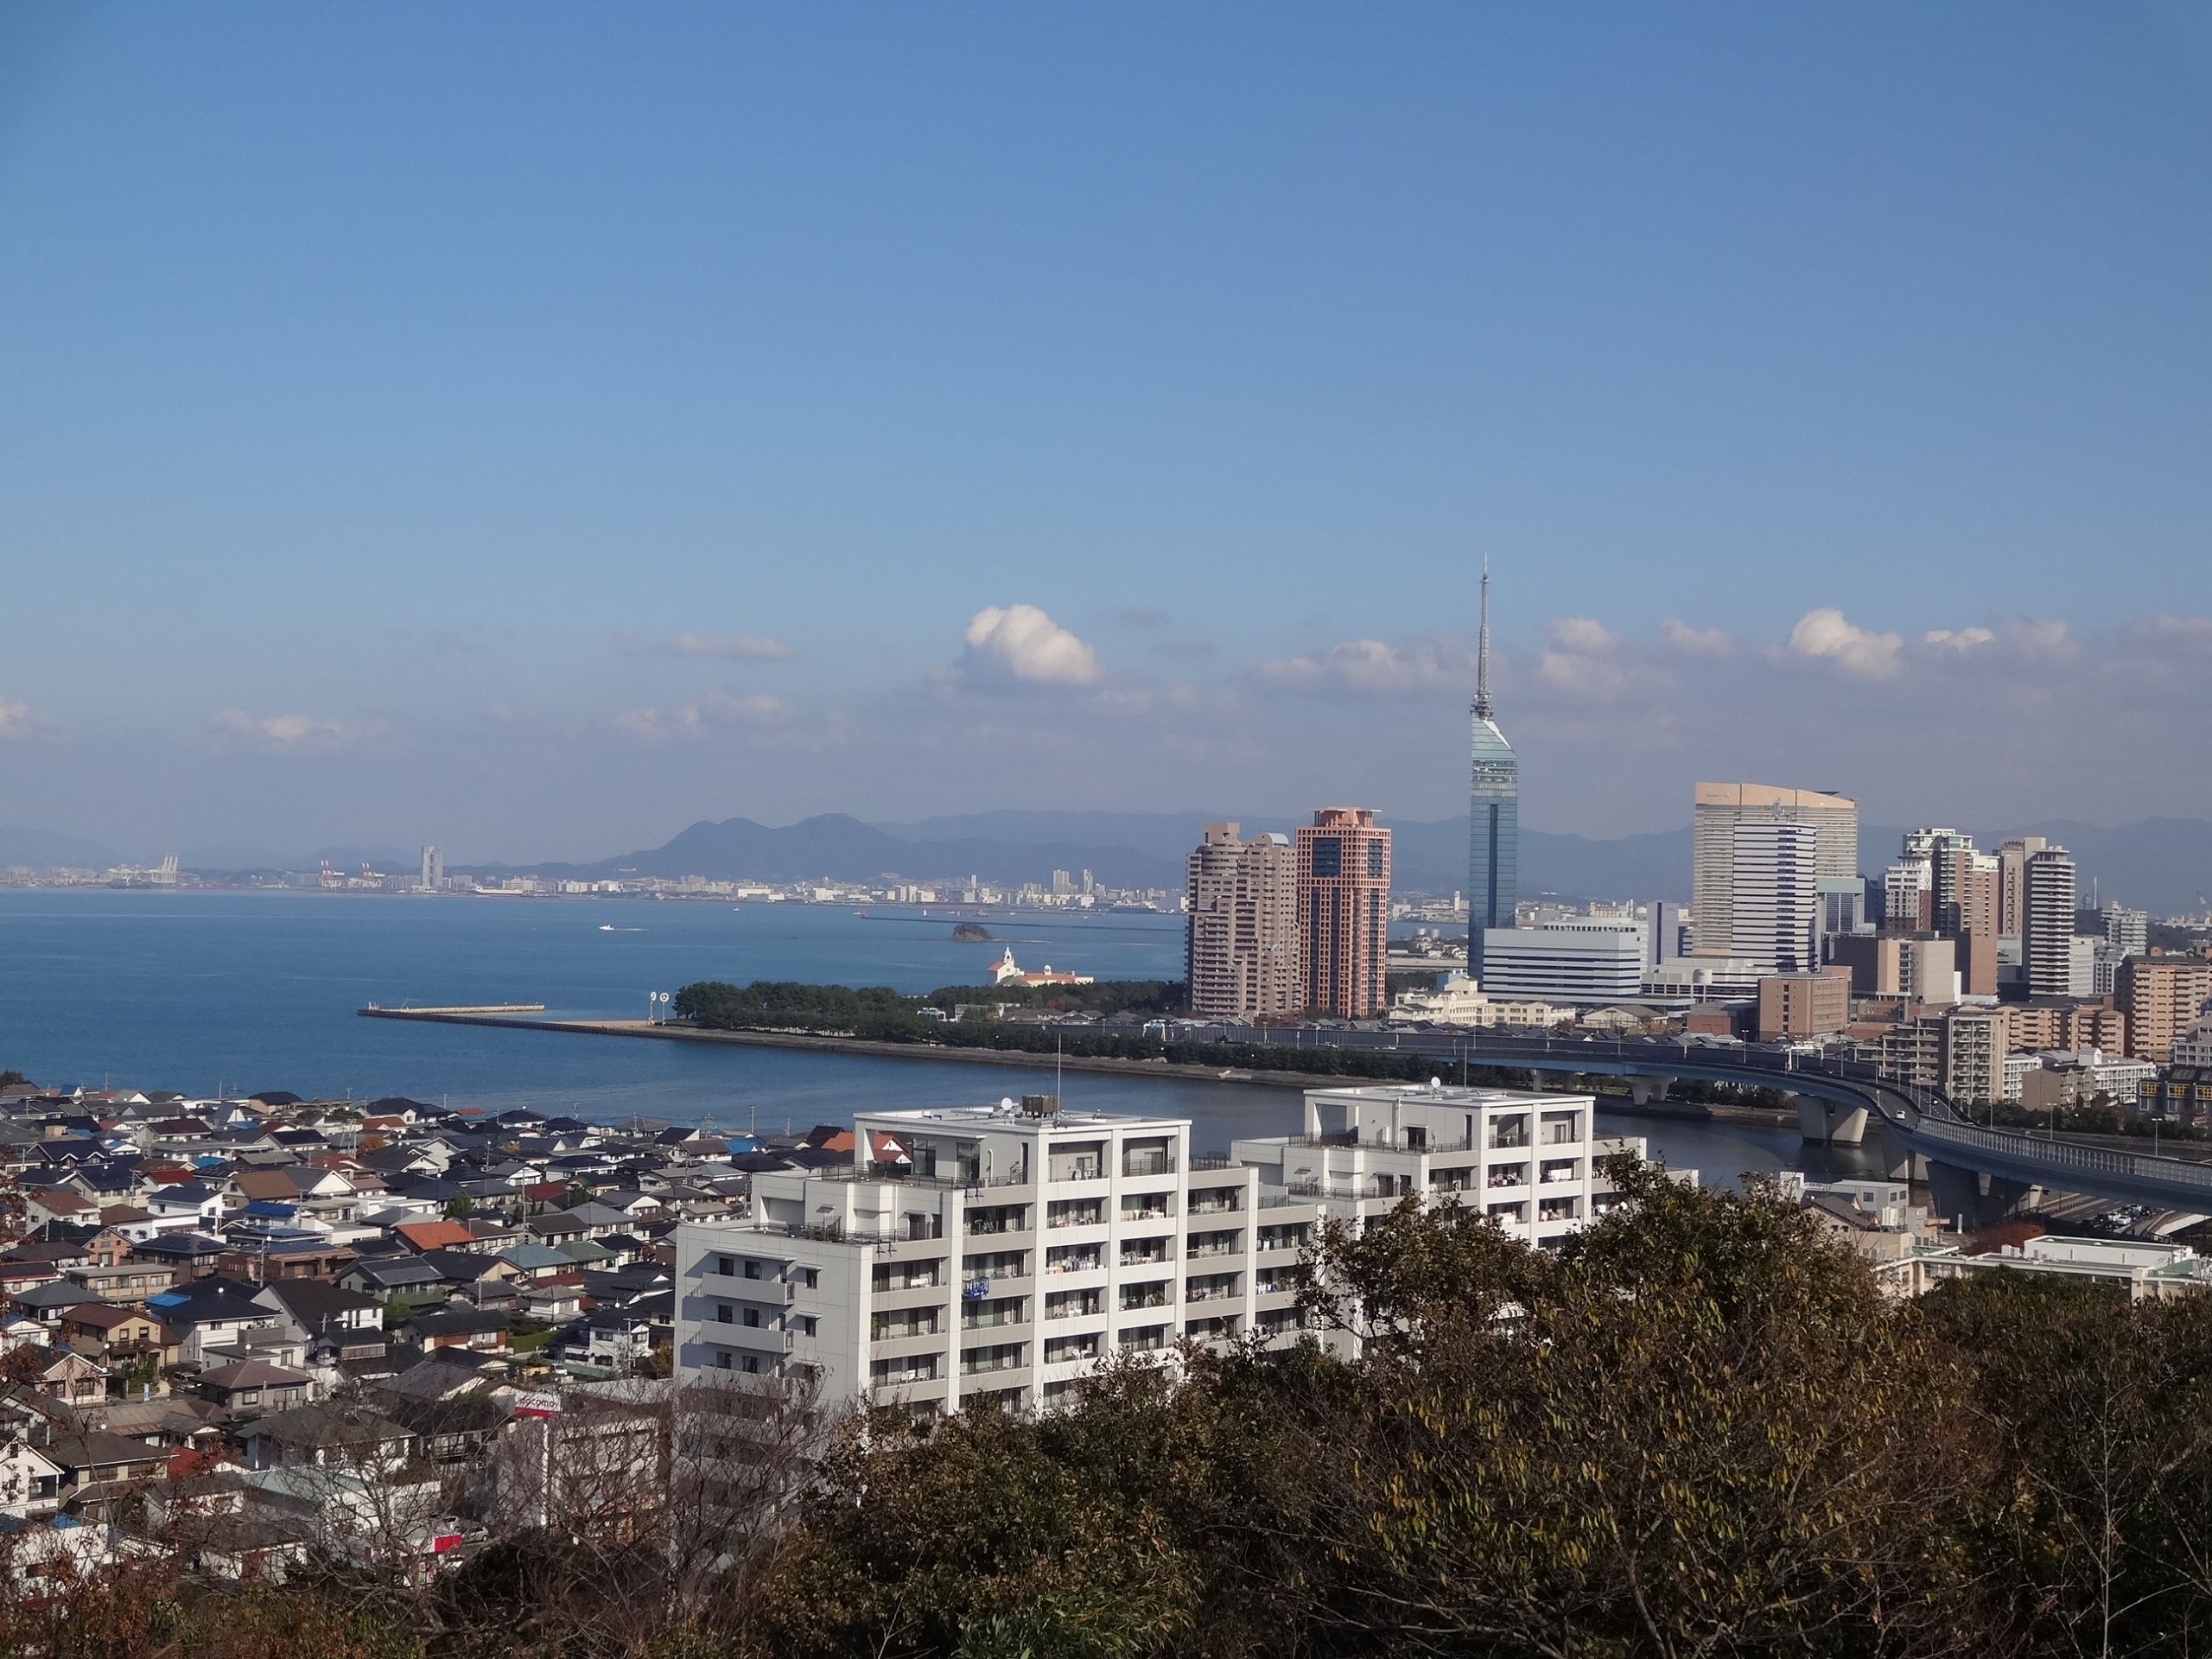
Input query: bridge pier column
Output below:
<box><xmin>1798</xmin><ymin>1096</ymin><xmax>1870</xmax><ymax>1146</ymax></box>
<box><xmin>1626</xmin><ymin>1077</ymin><xmax>1675</xmax><ymax>1107</ymax></box>
<box><xmin>1926</xmin><ymin>1160</ymin><xmax>2032</xmax><ymax>1233</ymax></box>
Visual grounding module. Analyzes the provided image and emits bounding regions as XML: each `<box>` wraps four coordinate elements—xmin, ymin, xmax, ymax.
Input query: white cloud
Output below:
<box><xmin>957</xmin><ymin>604</ymin><xmax>1100</xmax><ymax>686</ymax></box>
<box><xmin>2139</xmin><ymin>615</ymin><xmax>2212</xmax><ymax>652</ymax></box>
<box><xmin>1260</xmin><ymin>638</ymin><xmax>1470</xmax><ymax>696</ymax></box>
<box><xmin>1785</xmin><ymin>607</ymin><xmax>1904</xmax><ymax>678</ymax></box>
<box><xmin>613</xmin><ymin>630</ymin><xmax>795</xmax><ymax>661</ymax></box>
<box><xmin>209</xmin><ymin>709</ymin><xmax>369</xmax><ymax>751</ymax></box>
<box><xmin>1660</xmin><ymin>618</ymin><xmax>1732</xmax><ymax>657</ymax></box>
<box><xmin>1923</xmin><ymin>626</ymin><xmax>1996</xmax><ymax>653</ymax></box>
<box><xmin>2010</xmin><ymin>619</ymin><xmax>2075</xmax><ymax>658</ymax></box>
<box><xmin>1548</xmin><ymin>616</ymin><xmax>1620</xmax><ymax>654</ymax></box>
<box><xmin>613</xmin><ymin>690</ymin><xmax>795</xmax><ymax>741</ymax></box>
<box><xmin>0</xmin><ymin>700</ymin><xmax>34</xmax><ymax>739</ymax></box>
<box><xmin>1537</xmin><ymin>616</ymin><xmax>1632</xmax><ymax>699</ymax></box>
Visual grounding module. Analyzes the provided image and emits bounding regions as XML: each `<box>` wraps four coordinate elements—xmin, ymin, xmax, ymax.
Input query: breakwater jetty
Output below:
<box><xmin>355</xmin><ymin>1006</ymin><xmax>1795</xmax><ymax>1128</ymax></box>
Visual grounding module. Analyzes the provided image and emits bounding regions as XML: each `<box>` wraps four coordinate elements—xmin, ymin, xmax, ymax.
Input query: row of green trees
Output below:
<box><xmin>671</xmin><ymin>979</ymin><xmax>1535</xmax><ymax>1086</ymax></box>
<box><xmin>672</xmin><ymin>977</ymin><xmax>1185</xmax><ymax>1033</ymax></box>
<box><xmin>23</xmin><ymin>1165</ymin><xmax>2212</xmax><ymax>1657</ymax></box>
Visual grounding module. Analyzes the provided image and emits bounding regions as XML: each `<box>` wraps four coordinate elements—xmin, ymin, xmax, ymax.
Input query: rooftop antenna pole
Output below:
<box><xmin>1056</xmin><ymin>1035</ymin><xmax>1064</xmax><ymax>1104</ymax></box>
<box><xmin>1473</xmin><ymin>553</ymin><xmax>1493</xmax><ymax>721</ymax></box>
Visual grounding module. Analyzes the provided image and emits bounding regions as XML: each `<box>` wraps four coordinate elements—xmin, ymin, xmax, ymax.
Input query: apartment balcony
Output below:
<box><xmin>867</xmin><ymin>1371</ymin><xmax>946</xmax><ymax>1407</ymax></box>
<box><xmin>1185</xmin><ymin>1285</ymin><xmax>1240</xmax><ymax>1304</ymax></box>
<box><xmin>1186</xmin><ymin>1196</ymin><xmax>1244</xmax><ymax>1216</ymax></box>
<box><xmin>1185</xmin><ymin>1243</ymin><xmax>1239</xmax><ymax>1260</ymax></box>
<box><xmin>716</xmin><ymin>1323</ymin><xmax>795</xmax><ymax>1354</ymax></box>
<box><xmin>1486</xmin><ymin>1134</ymin><xmax>1529</xmax><ymax>1151</ymax></box>
<box><xmin>869</xmin><ymin>1325</ymin><xmax>948</xmax><ymax>1358</ymax></box>
<box><xmin>872</xmin><ymin>1281</ymin><xmax>951</xmax><ymax>1315</ymax></box>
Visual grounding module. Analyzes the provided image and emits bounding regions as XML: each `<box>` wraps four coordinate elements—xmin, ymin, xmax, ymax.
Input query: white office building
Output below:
<box><xmin>673</xmin><ymin>1086</ymin><xmax>1654</xmax><ymax>1420</ymax></box>
<box><xmin>1730</xmin><ymin>818</ymin><xmax>1819</xmax><ymax>975</ymax></box>
<box><xmin>1640</xmin><ymin>955</ymin><xmax>1766</xmax><ymax>1006</ymax></box>
<box><xmin>1477</xmin><ymin>919</ymin><xmax>1647</xmax><ymax>1006</ymax></box>
<box><xmin>2024</xmin><ymin>847</ymin><xmax>2079</xmax><ymax>1000</ymax></box>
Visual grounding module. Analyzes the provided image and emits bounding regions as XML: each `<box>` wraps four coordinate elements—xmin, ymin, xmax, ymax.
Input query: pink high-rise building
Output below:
<box><xmin>1296</xmin><ymin>807</ymin><xmax>1391</xmax><ymax>1019</ymax></box>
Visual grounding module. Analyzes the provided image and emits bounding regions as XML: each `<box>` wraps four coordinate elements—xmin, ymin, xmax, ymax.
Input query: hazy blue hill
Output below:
<box><xmin>885</xmin><ymin>809</ymin><xmax>1696</xmax><ymax>899</ymax></box>
<box><xmin>378</xmin><ymin>810</ymin><xmax>2212</xmax><ymax>915</ymax></box>
<box><xmin>518</xmin><ymin>813</ymin><xmax>1180</xmax><ymax>889</ymax></box>
<box><xmin>0</xmin><ymin>825</ymin><xmax>118</xmax><ymax>868</ymax></box>
<box><xmin>1990</xmin><ymin>818</ymin><xmax>2212</xmax><ymax>916</ymax></box>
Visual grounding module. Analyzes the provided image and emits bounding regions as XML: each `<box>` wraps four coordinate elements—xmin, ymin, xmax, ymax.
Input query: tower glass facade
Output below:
<box><xmin>1468</xmin><ymin>715</ymin><xmax>1519</xmax><ymax>976</ymax></box>
<box><xmin>1466</xmin><ymin>560</ymin><xmax>1518</xmax><ymax>978</ymax></box>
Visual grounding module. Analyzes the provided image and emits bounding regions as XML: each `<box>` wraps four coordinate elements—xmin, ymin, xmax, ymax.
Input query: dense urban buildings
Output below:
<box><xmin>1295</xmin><ymin>807</ymin><xmax>1391</xmax><ymax>1019</ymax></box>
<box><xmin>673</xmin><ymin>1086</ymin><xmax>1646</xmax><ymax>1418</ymax></box>
<box><xmin>2118</xmin><ymin>956</ymin><xmax>2212</xmax><ymax>1064</ymax></box>
<box><xmin>1183</xmin><ymin>823</ymin><xmax>1298</xmax><ymax>1019</ymax></box>
<box><xmin>1690</xmin><ymin>783</ymin><xmax>1858</xmax><ymax>957</ymax></box>
<box><xmin>1465</xmin><ymin>559</ymin><xmax>1519</xmax><ymax>980</ymax></box>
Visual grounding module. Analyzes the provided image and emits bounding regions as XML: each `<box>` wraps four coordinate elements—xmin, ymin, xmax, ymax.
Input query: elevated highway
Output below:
<box><xmin>1209</xmin><ymin>1024</ymin><xmax>2212</xmax><ymax>1225</ymax></box>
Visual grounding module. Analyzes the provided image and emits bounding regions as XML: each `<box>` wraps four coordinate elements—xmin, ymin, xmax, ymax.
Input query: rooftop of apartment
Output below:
<box><xmin>852</xmin><ymin>1101</ymin><xmax>1192</xmax><ymax>1136</ymax></box>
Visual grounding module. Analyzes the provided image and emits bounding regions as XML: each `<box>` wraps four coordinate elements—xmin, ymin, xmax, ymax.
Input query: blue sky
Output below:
<box><xmin>3</xmin><ymin>3</ymin><xmax>2209</xmax><ymax>860</ymax></box>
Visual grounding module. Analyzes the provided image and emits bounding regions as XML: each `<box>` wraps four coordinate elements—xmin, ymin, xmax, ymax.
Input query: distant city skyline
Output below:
<box><xmin>3</xmin><ymin>6</ymin><xmax>2209</xmax><ymax>855</ymax></box>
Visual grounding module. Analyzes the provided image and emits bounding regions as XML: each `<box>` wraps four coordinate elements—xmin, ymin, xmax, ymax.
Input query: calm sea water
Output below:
<box><xmin>0</xmin><ymin>890</ymin><xmax>1821</xmax><ymax>1181</ymax></box>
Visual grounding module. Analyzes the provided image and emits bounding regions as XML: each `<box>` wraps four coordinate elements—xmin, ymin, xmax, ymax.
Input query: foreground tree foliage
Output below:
<box><xmin>30</xmin><ymin>1167</ymin><xmax>2212</xmax><ymax>1656</ymax></box>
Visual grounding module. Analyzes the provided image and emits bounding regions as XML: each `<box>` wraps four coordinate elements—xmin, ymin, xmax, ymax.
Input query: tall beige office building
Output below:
<box><xmin>1184</xmin><ymin>823</ymin><xmax>1298</xmax><ymax>1019</ymax></box>
<box><xmin>1996</xmin><ymin>836</ymin><xmax>2050</xmax><ymax>938</ymax></box>
<box><xmin>1691</xmin><ymin>783</ymin><xmax>1859</xmax><ymax>957</ymax></box>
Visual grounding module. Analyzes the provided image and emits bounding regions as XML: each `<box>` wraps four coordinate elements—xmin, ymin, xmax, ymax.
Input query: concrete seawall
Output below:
<box><xmin>356</xmin><ymin>1006</ymin><xmax>1794</xmax><ymax>1128</ymax></box>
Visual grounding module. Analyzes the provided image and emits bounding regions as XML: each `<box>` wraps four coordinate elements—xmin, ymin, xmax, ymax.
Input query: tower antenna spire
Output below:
<box><xmin>1473</xmin><ymin>553</ymin><xmax>1493</xmax><ymax>720</ymax></box>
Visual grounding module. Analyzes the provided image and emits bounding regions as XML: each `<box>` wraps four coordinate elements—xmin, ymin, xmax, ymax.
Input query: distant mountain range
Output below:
<box><xmin>470</xmin><ymin>810</ymin><xmax>1745</xmax><ymax>903</ymax></box>
<box><xmin>0</xmin><ymin>824</ymin><xmax>119</xmax><ymax>869</ymax></box>
<box><xmin>481</xmin><ymin>809</ymin><xmax>2212</xmax><ymax>915</ymax></box>
<box><xmin>14</xmin><ymin>809</ymin><xmax>2209</xmax><ymax>916</ymax></box>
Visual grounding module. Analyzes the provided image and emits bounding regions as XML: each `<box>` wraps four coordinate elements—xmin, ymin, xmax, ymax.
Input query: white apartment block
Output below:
<box><xmin>673</xmin><ymin>1085</ymin><xmax>1650</xmax><ymax>1420</ymax></box>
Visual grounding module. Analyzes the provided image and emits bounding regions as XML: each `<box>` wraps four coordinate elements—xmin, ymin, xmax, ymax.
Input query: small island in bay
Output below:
<box><xmin>950</xmin><ymin>922</ymin><xmax>995</xmax><ymax>942</ymax></box>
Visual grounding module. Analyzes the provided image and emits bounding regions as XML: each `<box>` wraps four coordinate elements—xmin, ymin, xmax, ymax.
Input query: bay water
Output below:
<box><xmin>0</xmin><ymin>890</ymin><xmax>1814</xmax><ymax>1180</ymax></box>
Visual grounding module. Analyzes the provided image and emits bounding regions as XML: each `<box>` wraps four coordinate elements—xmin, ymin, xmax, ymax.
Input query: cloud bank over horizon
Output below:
<box><xmin>5</xmin><ymin>600</ymin><xmax>2209</xmax><ymax>864</ymax></box>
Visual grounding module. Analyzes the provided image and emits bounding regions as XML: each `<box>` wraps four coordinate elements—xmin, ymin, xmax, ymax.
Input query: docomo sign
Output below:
<box><xmin>511</xmin><ymin>1390</ymin><xmax>563</xmax><ymax>1419</ymax></box>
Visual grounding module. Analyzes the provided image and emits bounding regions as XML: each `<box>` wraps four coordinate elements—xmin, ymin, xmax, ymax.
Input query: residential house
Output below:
<box><xmin>196</xmin><ymin>1360</ymin><xmax>315</xmax><ymax>1414</ymax></box>
<box><xmin>238</xmin><ymin>1402</ymin><xmax>416</xmax><ymax>1476</ymax></box>
<box><xmin>0</xmin><ymin>1437</ymin><xmax>63</xmax><ymax>1517</ymax></box>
